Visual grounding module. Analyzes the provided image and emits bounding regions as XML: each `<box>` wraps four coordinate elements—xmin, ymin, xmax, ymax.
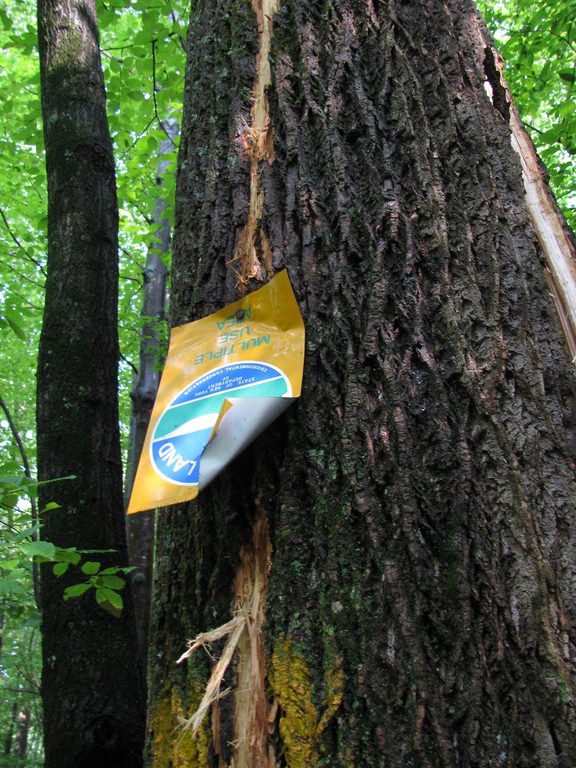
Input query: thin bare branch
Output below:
<box><xmin>120</xmin><ymin>352</ymin><xmax>138</xmax><ymax>377</ymax></box>
<box><xmin>0</xmin><ymin>209</ymin><xmax>47</xmax><ymax>277</ymax></box>
<box><xmin>151</xmin><ymin>39</ymin><xmax>177</xmax><ymax>146</ymax></box>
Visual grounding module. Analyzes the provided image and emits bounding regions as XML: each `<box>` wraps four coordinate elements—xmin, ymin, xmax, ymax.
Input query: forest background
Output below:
<box><xmin>0</xmin><ymin>0</ymin><xmax>574</xmax><ymax>763</ymax></box>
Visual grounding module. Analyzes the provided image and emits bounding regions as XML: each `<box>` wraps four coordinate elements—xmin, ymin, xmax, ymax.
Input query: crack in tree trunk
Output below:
<box><xmin>230</xmin><ymin>502</ymin><xmax>272</xmax><ymax>768</ymax></box>
<box><xmin>232</xmin><ymin>0</ymin><xmax>280</xmax><ymax>290</ymax></box>
<box><xmin>177</xmin><ymin>501</ymin><xmax>272</xmax><ymax>768</ymax></box>
<box><xmin>482</xmin><ymin>42</ymin><xmax>576</xmax><ymax>361</ymax></box>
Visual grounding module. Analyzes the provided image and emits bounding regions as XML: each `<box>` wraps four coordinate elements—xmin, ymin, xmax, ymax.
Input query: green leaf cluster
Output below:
<box><xmin>62</xmin><ymin>560</ymin><xmax>135</xmax><ymax>618</ymax></box>
<box><xmin>0</xmin><ymin>469</ymin><xmax>44</xmax><ymax>765</ymax></box>
<box><xmin>98</xmin><ymin>0</ymin><xmax>186</xmax><ymax>442</ymax></box>
<box><xmin>1</xmin><ymin>2</ymin><xmax>186</xmax><ymax>760</ymax></box>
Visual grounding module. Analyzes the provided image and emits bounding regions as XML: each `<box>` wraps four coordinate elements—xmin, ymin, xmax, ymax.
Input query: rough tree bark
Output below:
<box><xmin>36</xmin><ymin>2</ymin><xmax>145</xmax><ymax>766</ymax></box>
<box><xmin>147</xmin><ymin>1</ymin><xmax>576</xmax><ymax>766</ymax></box>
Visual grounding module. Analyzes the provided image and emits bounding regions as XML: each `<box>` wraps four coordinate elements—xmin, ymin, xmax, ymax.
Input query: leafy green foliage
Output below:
<box><xmin>0</xmin><ymin>463</ymin><xmax>135</xmax><ymax>764</ymax></box>
<box><xmin>98</xmin><ymin>0</ymin><xmax>186</xmax><ymax>442</ymax></box>
<box><xmin>62</xmin><ymin>560</ymin><xmax>135</xmax><ymax>618</ymax></box>
<box><xmin>1</xmin><ymin>3</ymin><xmax>186</xmax><ymax>757</ymax></box>
<box><xmin>0</xmin><ymin>469</ymin><xmax>43</xmax><ymax>766</ymax></box>
<box><xmin>477</xmin><ymin>0</ymin><xmax>576</xmax><ymax>229</ymax></box>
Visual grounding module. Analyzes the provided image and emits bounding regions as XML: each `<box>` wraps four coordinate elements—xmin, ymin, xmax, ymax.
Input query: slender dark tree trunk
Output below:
<box><xmin>125</xmin><ymin>117</ymin><xmax>178</xmax><ymax>662</ymax></box>
<box><xmin>147</xmin><ymin>1</ymin><xmax>576</xmax><ymax>766</ymax></box>
<box><xmin>36</xmin><ymin>2</ymin><xmax>145</xmax><ymax>766</ymax></box>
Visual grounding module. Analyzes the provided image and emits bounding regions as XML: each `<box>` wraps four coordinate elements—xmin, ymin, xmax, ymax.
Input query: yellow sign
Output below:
<box><xmin>127</xmin><ymin>270</ymin><xmax>305</xmax><ymax>513</ymax></box>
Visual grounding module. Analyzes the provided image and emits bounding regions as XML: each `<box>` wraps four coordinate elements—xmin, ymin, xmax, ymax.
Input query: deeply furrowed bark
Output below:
<box><xmin>148</xmin><ymin>1</ymin><xmax>576</xmax><ymax>766</ymax></box>
<box><xmin>36</xmin><ymin>2</ymin><xmax>145</xmax><ymax>766</ymax></box>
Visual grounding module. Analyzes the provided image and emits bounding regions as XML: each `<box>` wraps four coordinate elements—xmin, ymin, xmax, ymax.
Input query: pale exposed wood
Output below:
<box><xmin>230</xmin><ymin>504</ymin><xmax>272</xmax><ymax>768</ymax></box>
<box><xmin>509</xmin><ymin>107</ymin><xmax>576</xmax><ymax>361</ymax></box>
<box><xmin>176</xmin><ymin>502</ymin><xmax>272</xmax><ymax>768</ymax></box>
<box><xmin>485</xmin><ymin>46</ymin><xmax>576</xmax><ymax>361</ymax></box>
<box><xmin>232</xmin><ymin>0</ymin><xmax>280</xmax><ymax>288</ymax></box>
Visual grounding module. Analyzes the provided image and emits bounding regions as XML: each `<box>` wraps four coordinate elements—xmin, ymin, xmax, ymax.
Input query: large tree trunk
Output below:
<box><xmin>36</xmin><ymin>2</ymin><xmax>145</xmax><ymax>766</ymax></box>
<box><xmin>147</xmin><ymin>1</ymin><xmax>576</xmax><ymax>766</ymax></box>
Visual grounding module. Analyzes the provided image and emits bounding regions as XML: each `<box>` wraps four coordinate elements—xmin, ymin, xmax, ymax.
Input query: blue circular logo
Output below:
<box><xmin>150</xmin><ymin>361</ymin><xmax>290</xmax><ymax>486</ymax></box>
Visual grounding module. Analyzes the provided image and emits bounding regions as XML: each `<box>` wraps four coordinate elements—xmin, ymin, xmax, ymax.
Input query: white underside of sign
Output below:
<box><xmin>198</xmin><ymin>396</ymin><xmax>294</xmax><ymax>488</ymax></box>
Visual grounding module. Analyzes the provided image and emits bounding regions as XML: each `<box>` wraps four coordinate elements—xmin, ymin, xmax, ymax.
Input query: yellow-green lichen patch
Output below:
<box><xmin>270</xmin><ymin>639</ymin><xmax>345</xmax><ymax>768</ymax></box>
<box><xmin>316</xmin><ymin>658</ymin><xmax>344</xmax><ymax>738</ymax></box>
<box><xmin>148</xmin><ymin>683</ymin><xmax>210</xmax><ymax>768</ymax></box>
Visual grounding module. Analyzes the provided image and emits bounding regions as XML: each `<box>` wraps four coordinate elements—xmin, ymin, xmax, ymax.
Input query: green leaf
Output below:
<box><xmin>53</xmin><ymin>562</ymin><xmax>69</xmax><ymax>576</ymax></box>
<box><xmin>43</xmin><ymin>501</ymin><xmax>61</xmax><ymax>511</ymax></box>
<box><xmin>13</xmin><ymin>526</ymin><xmax>39</xmax><ymax>543</ymax></box>
<box><xmin>55</xmin><ymin>546</ymin><xmax>82</xmax><ymax>566</ymax></box>
<box><xmin>96</xmin><ymin>587</ymin><xmax>123</xmax><ymax>607</ymax></box>
<box><xmin>95</xmin><ymin>586</ymin><xmax>124</xmax><ymax>617</ymax></box>
<box><xmin>81</xmin><ymin>560</ymin><xmax>101</xmax><ymax>575</ymax></box>
<box><xmin>20</xmin><ymin>540</ymin><xmax>56</xmax><ymax>560</ymax></box>
<box><xmin>6</xmin><ymin>315</ymin><xmax>27</xmax><ymax>340</ymax></box>
<box><xmin>63</xmin><ymin>582</ymin><xmax>92</xmax><ymax>600</ymax></box>
<box><xmin>98</xmin><ymin>574</ymin><xmax>125</xmax><ymax>590</ymax></box>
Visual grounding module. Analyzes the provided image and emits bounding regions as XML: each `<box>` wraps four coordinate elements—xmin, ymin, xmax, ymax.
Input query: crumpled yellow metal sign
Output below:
<box><xmin>127</xmin><ymin>270</ymin><xmax>305</xmax><ymax>514</ymax></box>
